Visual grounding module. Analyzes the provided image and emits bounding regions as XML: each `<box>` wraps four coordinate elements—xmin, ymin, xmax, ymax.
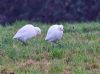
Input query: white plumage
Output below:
<box><xmin>45</xmin><ymin>24</ymin><xmax>64</xmax><ymax>43</ymax></box>
<box><xmin>13</xmin><ymin>24</ymin><xmax>41</xmax><ymax>44</ymax></box>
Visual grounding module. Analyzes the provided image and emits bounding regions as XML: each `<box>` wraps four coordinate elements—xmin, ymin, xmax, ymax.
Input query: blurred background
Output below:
<box><xmin>0</xmin><ymin>0</ymin><xmax>100</xmax><ymax>25</ymax></box>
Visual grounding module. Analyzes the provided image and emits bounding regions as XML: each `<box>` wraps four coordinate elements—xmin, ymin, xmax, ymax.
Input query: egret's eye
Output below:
<box><xmin>38</xmin><ymin>30</ymin><xmax>41</xmax><ymax>35</ymax></box>
<box><xmin>59</xmin><ymin>27</ymin><xmax>64</xmax><ymax>31</ymax></box>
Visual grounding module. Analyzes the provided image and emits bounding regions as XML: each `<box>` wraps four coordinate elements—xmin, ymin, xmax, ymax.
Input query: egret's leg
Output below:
<box><xmin>22</xmin><ymin>41</ymin><xmax>27</xmax><ymax>46</ymax></box>
<box><xmin>51</xmin><ymin>41</ymin><xmax>58</xmax><ymax>49</ymax></box>
<box><xmin>51</xmin><ymin>42</ymin><xmax>55</xmax><ymax>48</ymax></box>
<box><xmin>56</xmin><ymin>41</ymin><xmax>64</xmax><ymax>48</ymax></box>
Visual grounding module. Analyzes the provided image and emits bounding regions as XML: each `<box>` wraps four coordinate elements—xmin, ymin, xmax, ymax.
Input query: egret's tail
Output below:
<box><xmin>13</xmin><ymin>36</ymin><xmax>16</xmax><ymax>39</ymax></box>
<box><xmin>13</xmin><ymin>35</ymin><xmax>18</xmax><ymax>39</ymax></box>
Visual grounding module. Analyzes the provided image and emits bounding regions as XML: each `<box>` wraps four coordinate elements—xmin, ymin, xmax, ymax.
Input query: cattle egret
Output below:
<box><xmin>45</xmin><ymin>24</ymin><xmax>64</xmax><ymax>44</ymax></box>
<box><xmin>13</xmin><ymin>24</ymin><xmax>41</xmax><ymax>45</ymax></box>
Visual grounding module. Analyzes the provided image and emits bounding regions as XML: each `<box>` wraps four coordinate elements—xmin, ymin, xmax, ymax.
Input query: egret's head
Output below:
<box><xmin>58</xmin><ymin>25</ymin><xmax>64</xmax><ymax>31</ymax></box>
<box><xmin>34</xmin><ymin>27</ymin><xmax>41</xmax><ymax>35</ymax></box>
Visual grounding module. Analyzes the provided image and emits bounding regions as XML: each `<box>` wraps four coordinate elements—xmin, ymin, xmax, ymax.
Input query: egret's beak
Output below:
<box><xmin>38</xmin><ymin>33</ymin><xmax>41</xmax><ymax>36</ymax></box>
<box><xmin>37</xmin><ymin>33</ymin><xmax>41</xmax><ymax>37</ymax></box>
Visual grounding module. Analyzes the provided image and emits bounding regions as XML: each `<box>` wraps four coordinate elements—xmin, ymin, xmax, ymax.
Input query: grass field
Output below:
<box><xmin>0</xmin><ymin>21</ymin><xmax>100</xmax><ymax>74</ymax></box>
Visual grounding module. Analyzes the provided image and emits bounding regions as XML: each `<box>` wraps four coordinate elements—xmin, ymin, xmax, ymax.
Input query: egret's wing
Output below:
<box><xmin>13</xmin><ymin>25</ymin><xmax>35</xmax><ymax>38</ymax></box>
<box><xmin>47</xmin><ymin>25</ymin><xmax>58</xmax><ymax>35</ymax></box>
<box><xmin>45</xmin><ymin>25</ymin><xmax>58</xmax><ymax>40</ymax></box>
<box><xmin>17</xmin><ymin>25</ymin><xmax>34</xmax><ymax>33</ymax></box>
<box><xmin>45</xmin><ymin>29</ymin><xmax>57</xmax><ymax>41</ymax></box>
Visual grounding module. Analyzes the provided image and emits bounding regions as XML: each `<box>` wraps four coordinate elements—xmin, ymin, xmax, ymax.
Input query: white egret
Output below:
<box><xmin>45</xmin><ymin>24</ymin><xmax>64</xmax><ymax>45</ymax></box>
<box><xmin>13</xmin><ymin>24</ymin><xmax>41</xmax><ymax>45</ymax></box>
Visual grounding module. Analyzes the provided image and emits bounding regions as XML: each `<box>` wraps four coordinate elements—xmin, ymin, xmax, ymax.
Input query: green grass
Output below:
<box><xmin>0</xmin><ymin>21</ymin><xmax>100</xmax><ymax>74</ymax></box>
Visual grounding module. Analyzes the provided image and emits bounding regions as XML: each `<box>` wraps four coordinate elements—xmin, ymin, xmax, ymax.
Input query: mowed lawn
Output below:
<box><xmin>0</xmin><ymin>21</ymin><xmax>100</xmax><ymax>74</ymax></box>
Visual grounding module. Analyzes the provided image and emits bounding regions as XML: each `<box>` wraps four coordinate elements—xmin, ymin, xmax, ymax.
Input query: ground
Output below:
<box><xmin>0</xmin><ymin>21</ymin><xmax>100</xmax><ymax>74</ymax></box>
